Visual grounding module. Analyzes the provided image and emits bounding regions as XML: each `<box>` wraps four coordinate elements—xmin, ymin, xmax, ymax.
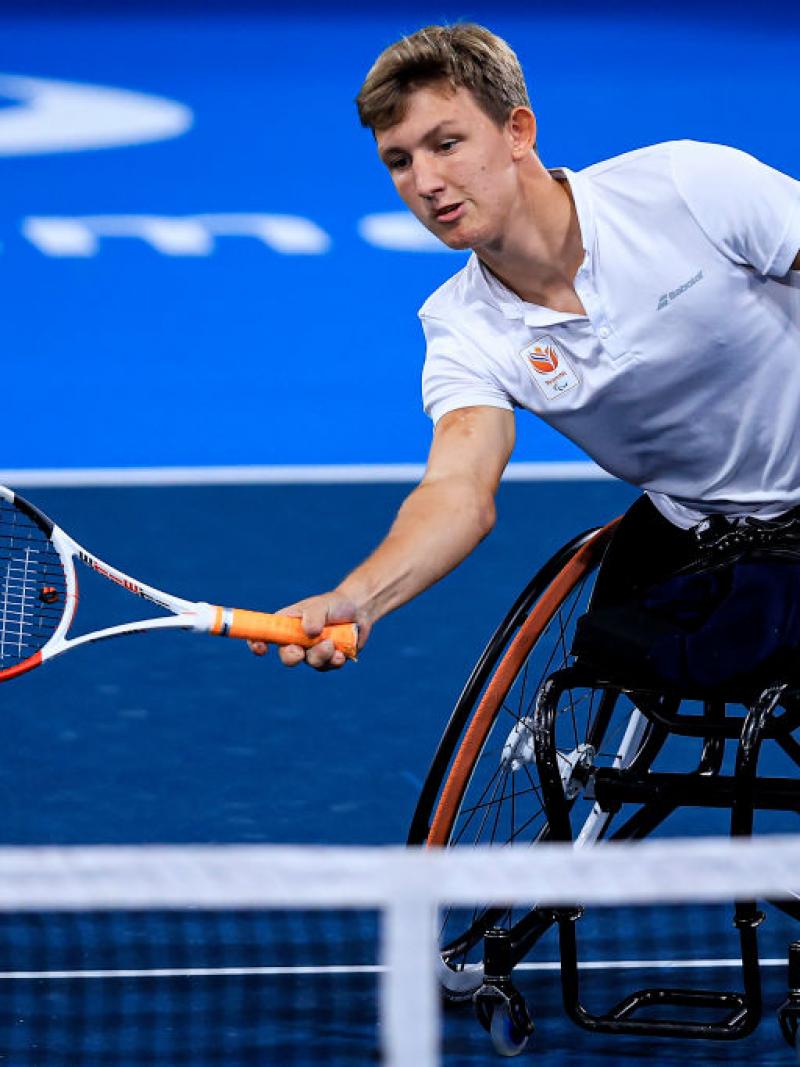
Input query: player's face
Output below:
<box><xmin>376</xmin><ymin>83</ymin><xmax>523</xmax><ymax>252</ymax></box>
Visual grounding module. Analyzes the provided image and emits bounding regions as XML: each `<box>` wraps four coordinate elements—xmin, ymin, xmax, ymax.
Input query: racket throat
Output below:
<box><xmin>195</xmin><ymin>603</ymin><xmax>232</xmax><ymax>637</ymax></box>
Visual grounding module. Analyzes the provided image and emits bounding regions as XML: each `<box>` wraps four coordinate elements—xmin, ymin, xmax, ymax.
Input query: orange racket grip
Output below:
<box><xmin>208</xmin><ymin>606</ymin><xmax>358</xmax><ymax>660</ymax></box>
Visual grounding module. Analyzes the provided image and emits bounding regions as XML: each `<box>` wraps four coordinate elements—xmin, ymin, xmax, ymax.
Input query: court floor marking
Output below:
<box><xmin>0</xmin><ymin>463</ymin><xmax>611</xmax><ymax>488</ymax></box>
<box><xmin>0</xmin><ymin>958</ymin><xmax>786</xmax><ymax>979</ymax></box>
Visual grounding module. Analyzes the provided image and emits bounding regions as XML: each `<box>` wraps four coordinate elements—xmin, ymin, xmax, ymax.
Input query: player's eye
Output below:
<box><xmin>439</xmin><ymin>139</ymin><xmax>459</xmax><ymax>153</ymax></box>
<box><xmin>386</xmin><ymin>155</ymin><xmax>410</xmax><ymax>172</ymax></box>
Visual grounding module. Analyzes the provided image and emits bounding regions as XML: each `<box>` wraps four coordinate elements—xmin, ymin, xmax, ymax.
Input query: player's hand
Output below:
<box><xmin>248</xmin><ymin>591</ymin><xmax>370</xmax><ymax>670</ymax></box>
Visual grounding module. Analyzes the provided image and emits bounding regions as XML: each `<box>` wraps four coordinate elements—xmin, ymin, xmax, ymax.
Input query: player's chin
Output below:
<box><xmin>440</xmin><ymin>234</ymin><xmax>473</xmax><ymax>251</ymax></box>
<box><xmin>431</xmin><ymin>212</ymin><xmax>487</xmax><ymax>251</ymax></box>
<box><xmin>432</xmin><ymin>224</ymin><xmax>474</xmax><ymax>252</ymax></box>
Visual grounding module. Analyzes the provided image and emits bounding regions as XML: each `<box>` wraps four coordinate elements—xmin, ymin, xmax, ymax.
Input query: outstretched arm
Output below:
<box><xmin>254</xmin><ymin>405</ymin><xmax>515</xmax><ymax>669</ymax></box>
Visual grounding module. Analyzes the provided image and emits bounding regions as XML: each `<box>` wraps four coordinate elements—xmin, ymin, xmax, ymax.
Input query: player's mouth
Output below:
<box><xmin>434</xmin><ymin>202</ymin><xmax>465</xmax><ymax>224</ymax></box>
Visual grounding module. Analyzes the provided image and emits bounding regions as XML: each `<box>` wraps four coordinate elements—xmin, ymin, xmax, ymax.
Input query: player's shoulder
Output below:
<box><xmin>418</xmin><ymin>254</ymin><xmax>489</xmax><ymax>322</ymax></box>
<box><xmin>576</xmin><ymin>141</ymin><xmax>759</xmax><ymax>220</ymax></box>
<box><xmin>665</xmin><ymin>139</ymin><xmax>780</xmax><ymax>197</ymax></box>
<box><xmin>578</xmin><ymin>140</ymin><xmax>718</xmax><ymax>184</ymax></box>
<box><xmin>580</xmin><ymin>140</ymin><xmax>676</xmax><ymax>179</ymax></box>
<box><xmin>581</xmin><ymin>140</ymin><xmax>751</xmax><ymax>188</ymax></box>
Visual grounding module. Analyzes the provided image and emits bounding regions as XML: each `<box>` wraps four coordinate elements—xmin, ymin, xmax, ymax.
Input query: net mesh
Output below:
<box><xmin>0</xmin><ymin>838</ymin><xmax>796</xmax><ymax>1066</ymax></box>
<box><xmin>0</xmin><ymin>909</ymin><xmax>379</xmax><ymax>1065</ymax></box>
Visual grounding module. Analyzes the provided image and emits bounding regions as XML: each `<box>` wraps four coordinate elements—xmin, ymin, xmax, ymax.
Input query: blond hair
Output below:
<box><xmin>356</xmin><ymin>23</ymin><xmax>531</xmax><ymax>133</ymax></box>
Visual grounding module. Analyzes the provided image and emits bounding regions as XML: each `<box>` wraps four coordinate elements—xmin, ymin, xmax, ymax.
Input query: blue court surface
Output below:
<box><xmin>1</xmin><ymin>0</ymin><xmax>799</xmax><ymax>1062</ymax></box>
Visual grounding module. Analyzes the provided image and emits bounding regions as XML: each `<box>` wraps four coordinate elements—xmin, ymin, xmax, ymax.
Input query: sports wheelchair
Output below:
<box><xmin>408</xmin><ymin>520</ymin><xmax>800</xmax><ymax>1057</ymax></box>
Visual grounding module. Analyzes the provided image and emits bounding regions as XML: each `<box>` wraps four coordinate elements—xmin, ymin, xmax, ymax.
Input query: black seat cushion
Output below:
<box><xmin>572</xmin><ymin>559</ymin><xmax>800</xmax><ymax>693</ymax></box>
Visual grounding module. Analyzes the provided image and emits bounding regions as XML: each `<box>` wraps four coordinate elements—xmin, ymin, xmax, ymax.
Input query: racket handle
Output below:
<box><xmin>202</xmin><ymin>605</ymin><xmax>359</xmax><ymax>660</ymax></box>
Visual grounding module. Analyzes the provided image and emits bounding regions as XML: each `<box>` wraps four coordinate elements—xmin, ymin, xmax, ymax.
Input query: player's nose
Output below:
<box><xmin>412</xmin><ymin>156</ymin><xmax>445</xmax><ymax>198</ymax></box>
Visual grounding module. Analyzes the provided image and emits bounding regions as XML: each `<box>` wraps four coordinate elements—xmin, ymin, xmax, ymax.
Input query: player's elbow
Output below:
<box><xmin>416</xmin><ymin>472</ymin><xmax>498</xmax><ymax>543</ymax></box>
<box><xmin>453</xmin><ymin>479</ymin><xmax>499</xmax><ymax>542</ymax></box>
<box><xmin>449</xmin><ymin>482</ymin><xmax>496</xmax><ymax>545</ymax></box>
<box><xmin>474</xmin><ymin>492</ymin><xmax>497</xmax><ymax>541</ymax></box>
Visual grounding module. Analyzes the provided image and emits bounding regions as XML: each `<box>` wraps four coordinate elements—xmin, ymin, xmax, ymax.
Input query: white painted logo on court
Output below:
<box><xmin>521</xmin><ymin>336</ymin><xmax>580</xmax><ymax>401</ymax></box>
<box><xmin>0</xmin><ymin>74</ymin><xmax>193</xmax><ymax>156</ymax></box>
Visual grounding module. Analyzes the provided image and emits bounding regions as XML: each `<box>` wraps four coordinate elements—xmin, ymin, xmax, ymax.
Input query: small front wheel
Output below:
<box><xmin>489</xmin><ymin>1003</ymin><xmax>532</xmax><ymax>1057</ymax></box>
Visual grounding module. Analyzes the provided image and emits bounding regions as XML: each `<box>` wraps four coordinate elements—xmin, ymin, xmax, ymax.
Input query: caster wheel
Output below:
<box><xmin>489</xmin><ymin>1004</ymin><xmax>532</xmax><ymax>1057</ymax></box>
<box><xmin>778</xmin><ymin>1000</ymin><xmax>800</xmax><ymax>1049</ymax></box>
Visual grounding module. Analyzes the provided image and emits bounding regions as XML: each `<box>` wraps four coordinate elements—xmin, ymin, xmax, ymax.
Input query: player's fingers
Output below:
<box><xmin>299</xmin><ymin>605</ymin><xmax>331</xmax><ymax>638</ymax></box>
<box><xmin>305</xmin><ymin>639</ymin><xmax>344</xmax><ymax>671</ymax></box>
<box><xmin>278</xmin><ymin>643</ymin><xmax>307</xmax><ymax>667</ymax></box>
<box><xmin>307</xmin><ymin>599</ymin><xmax>363</xmax><ymax>639</ymax></box>
<box><xmin>275</xmin><ymin>604</ymin><xmax>339</xmax><ymax>639</ymax></box>
<box><xmin>248</xmin><ymin>640</ymin><xmax>269</xmax><ymax>657</ymax></box>
<box><xmin>274</xmin><ymin>601</ymin><xmax>326</xmax><ymax>638</ymax></box>
<box><xmin>354</xmin><ymin>616</ymin><xmax>371</xmax><ymax>650</ymax></box>
<box><xmin>273</xmin><ymin>596</ymin><xmax>360</xmax><ymax>665</ymax></box>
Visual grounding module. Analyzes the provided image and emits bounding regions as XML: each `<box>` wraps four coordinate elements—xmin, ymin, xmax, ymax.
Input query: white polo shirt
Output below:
<box><xmin>419</xmin><ymin>140</ymin><xmax>800</xmax><ymax>528</ymax></box>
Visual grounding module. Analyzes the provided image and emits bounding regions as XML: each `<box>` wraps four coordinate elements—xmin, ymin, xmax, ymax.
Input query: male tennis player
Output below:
<box><xmin>252</xmin><ymin>22</ymin><xmax>800</xmax><ymax>674</ymax></box>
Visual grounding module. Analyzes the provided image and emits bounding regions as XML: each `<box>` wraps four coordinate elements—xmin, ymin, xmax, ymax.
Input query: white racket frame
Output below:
<box><xmin>0</xmin><ymin>486</ymin><xmax>234</xmax><ymax>680</ymax></box>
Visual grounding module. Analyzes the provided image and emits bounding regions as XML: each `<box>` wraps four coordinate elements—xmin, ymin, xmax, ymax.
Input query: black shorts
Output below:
<box><xmin>575</xmin><ymin>495</ymin><xmax>800</xmax><ymax>692</ymax></box>
<box><xmin>590</xmin><ymin>495</ymin><xmax>698</xmax><ymax>610</ymax></box>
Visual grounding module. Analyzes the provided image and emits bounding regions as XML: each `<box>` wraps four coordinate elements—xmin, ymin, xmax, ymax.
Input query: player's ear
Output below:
<box><xmin>507</xmin><ymin>107</ymin><xmax>537</xmax><ymax>160</ymax></box>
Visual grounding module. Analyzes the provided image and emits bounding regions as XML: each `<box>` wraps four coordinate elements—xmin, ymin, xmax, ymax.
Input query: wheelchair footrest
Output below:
<box><xmin>611</xmin><ymin>986</ymin><xmax>747</xmax><ymax>1025</ymax></box>
<box><xmin>557</xmin><ymin>910</ymin><xmax>763</xmax><ymax>1040</ymax></box>
<box><xmin>567</xmin><ymin>986</ymin><xmax>758</xmax><ymax>1039</ymax></box>
<box><xmin>612</xmin><ymin>987</ymin><xmax>745</xmax><ymax>1019</ymax></box>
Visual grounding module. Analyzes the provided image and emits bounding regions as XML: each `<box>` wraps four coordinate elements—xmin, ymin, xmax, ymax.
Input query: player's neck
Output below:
<box><xmin>476</xmin><ymin>170</ymin><xmax>586</xmax><ymax>315</ymax></box>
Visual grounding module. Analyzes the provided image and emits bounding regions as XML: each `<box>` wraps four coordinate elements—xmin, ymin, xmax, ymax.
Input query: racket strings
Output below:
<box><xmin>0</xmin><ymin>502</ymin><xmax>67</xmax><ymax>667</ymax></box>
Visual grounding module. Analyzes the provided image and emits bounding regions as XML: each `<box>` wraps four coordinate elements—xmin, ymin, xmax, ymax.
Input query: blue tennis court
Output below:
<box><xmin>2</xmin><ymin>0</ymin><xmax>800</xmax><ymax>1061</ymax></box>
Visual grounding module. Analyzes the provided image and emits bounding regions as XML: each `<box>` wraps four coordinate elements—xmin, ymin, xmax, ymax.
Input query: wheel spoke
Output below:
<box><xmin>463</xmin><ymin>762</ymin><xmax>510</xmax><ymax>846</ymax></box>
<box><xmin>451</xmin><ymin>762</ymin><xmax>506</xmax><ymax>845</ymax></box>
<box><xmin>456</xmin><ymin>781</ymin><xmax>543</xmax><ymax>822</ymax></box>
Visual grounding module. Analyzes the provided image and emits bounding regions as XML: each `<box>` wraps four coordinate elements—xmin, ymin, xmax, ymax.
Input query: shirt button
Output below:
<box><xmin>598</xmin><ymin>326</ymin><xmax>611</xmax><ymax>339</ymax></box>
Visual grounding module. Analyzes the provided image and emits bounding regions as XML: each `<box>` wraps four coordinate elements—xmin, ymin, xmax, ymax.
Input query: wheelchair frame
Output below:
<box><xmin>408</xmin><ymin>522</ymin><xmax>800</xmax><ymax>1056</ymax></box>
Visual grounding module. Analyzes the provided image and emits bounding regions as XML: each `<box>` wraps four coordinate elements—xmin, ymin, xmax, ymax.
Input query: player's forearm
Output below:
<box><xmin>336</xmin><ymin>477</ymin><xmax>496</xmax><ymax>624</ymax></box>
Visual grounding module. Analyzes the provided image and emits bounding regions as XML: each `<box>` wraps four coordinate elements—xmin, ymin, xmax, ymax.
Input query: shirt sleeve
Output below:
<box><xmin>670</xmin><ymin>140</ymin><xmax>800</xmax><ymax>277</ymax></box>
<box><xmin>419</xmin><ymin>313</ymin><xmax>514</xmax><ymax>425</ymax></box>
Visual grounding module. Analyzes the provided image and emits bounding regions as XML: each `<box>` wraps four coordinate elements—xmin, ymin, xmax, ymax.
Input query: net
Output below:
<box><xmin>0</xmin><ymin>837</ymin><xmax>797</xmax><ymax>1065</ymax></box>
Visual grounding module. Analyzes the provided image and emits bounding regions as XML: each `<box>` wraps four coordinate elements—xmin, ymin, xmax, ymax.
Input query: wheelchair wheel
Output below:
<box><xmin>408</xmin><ymin>519</ymin><xmax>668</xmax><ymax>984</ymax></box>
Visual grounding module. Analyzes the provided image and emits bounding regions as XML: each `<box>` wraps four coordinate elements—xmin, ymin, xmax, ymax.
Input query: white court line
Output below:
<box><xmin>0</xmin><ymin>958</ymin><xmax>786</xmax><ymax>980</ymax></box>
<box><xmin>0</xmin><ymin>462</ymin><xmax>612</xmax><ymax>488</ymax></box>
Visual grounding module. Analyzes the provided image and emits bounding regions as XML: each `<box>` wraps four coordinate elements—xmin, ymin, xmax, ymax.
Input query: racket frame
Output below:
<box><xmin>0</xmin><ymin>486</ymin><xmax>357</xmax><ymax>682</ymax></box>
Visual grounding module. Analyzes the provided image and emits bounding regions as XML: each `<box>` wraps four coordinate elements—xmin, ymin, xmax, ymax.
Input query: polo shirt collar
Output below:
<box><xmin>553</xmin><ymin>166</ymin><xmax>596</xmax><ymax>259</ymax></box>
<box><xmin>475</xmin><ymin>166</ymin><xmax>596</xmax><ymax>328</ymax></box>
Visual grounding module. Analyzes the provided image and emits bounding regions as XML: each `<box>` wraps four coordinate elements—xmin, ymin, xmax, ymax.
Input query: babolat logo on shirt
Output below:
<box><xmin>521</xmin><ymin>336</ymin><xmax>580</xmax><ymax>400</ymax></box>
<box><xmin>657</xmin><ymin>269</ymin><xmax>704</xmax><ymax>311</ymax></box>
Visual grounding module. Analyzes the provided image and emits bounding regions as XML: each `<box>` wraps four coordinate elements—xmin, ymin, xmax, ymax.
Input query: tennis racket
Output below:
<box><xmin>0</xmin><ymin>485</ymin><xmax>358</xmax><ymax>682</ymax></box>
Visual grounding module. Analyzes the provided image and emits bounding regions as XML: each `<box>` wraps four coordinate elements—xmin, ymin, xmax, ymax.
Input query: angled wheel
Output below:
<box><xmin>408</xmin><ymin>520</ymin><xmax>666</xmax><ymax>985</ymax></box>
